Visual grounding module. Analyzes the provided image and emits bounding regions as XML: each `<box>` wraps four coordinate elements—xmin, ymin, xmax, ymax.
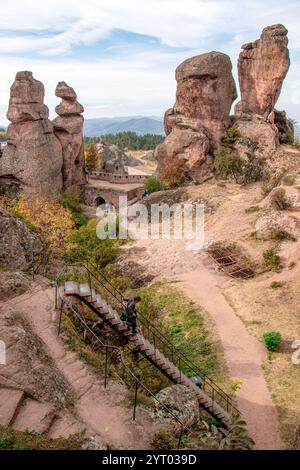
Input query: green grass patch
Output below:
<box><xmin>263</xmin><ymin>249</ymin><xmax>281</xmax><ymax>271</ymax></box>
<box><xmin>270</xmin><ymin>229</ymin><xmax>296</xmax><ymax>242</ymax></box>
<box><xmin>245</xmin><ymin>206</ymin><xmax>261</xmax><ymax>214</ymax></box>
<box><xmin>0</xmin><ymin>427</ymin><xmax>81</xmax><ymax>450</ymax></box>
<box><xmin>136</xmin><ymin>283</ymin><xmax>225</xmax><ymax>382</ymax></box>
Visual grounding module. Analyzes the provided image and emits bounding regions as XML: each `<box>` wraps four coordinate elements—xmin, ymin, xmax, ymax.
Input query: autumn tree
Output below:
<box><xmin>159</xmin><ymin>154</ymin><xmax>187</xmax><ymax>188</ymax></box>
<box><xmin>85</xmin><ymin>143</ymin><xmax>99</xmax><ymax>172</ymax></box>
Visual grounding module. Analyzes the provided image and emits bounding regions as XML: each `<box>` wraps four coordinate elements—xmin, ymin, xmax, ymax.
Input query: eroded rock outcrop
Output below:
<box><xmin>0</xmin><ymin>206</ymin><xmax>42</xmax><ymax>271</ymax></box>
<box><xmin>232</xmin><ymin>25</ymin><xmax>290</xmax><ymax>159</ymax></box>
<box><xmin>157</xmin><ymin>52</ymin><xmax>237</xmax><ymax>182</ymax></box>
<box><xmin>97</xmin><ymin>140</ymin><xmax>128</xmax><ymax>175</ymax></box>
<box><xmin>153</xmin><ymin>385</ymin><xmax>200</xmax><ymax>430</ymax></box>
<box><xmin>53</xmin><ymin>82</ymin><xmax>86</xmax><ymax>189</ymax></box>
<box><xmin>236</xmin><ymin>24</ymin><xmax>290</xmax><ymax>119</ymax></box>
<box><xmin>0</xmin><ymin>71</ymin><xmax>63</xmax><ymax>198</ymax></box>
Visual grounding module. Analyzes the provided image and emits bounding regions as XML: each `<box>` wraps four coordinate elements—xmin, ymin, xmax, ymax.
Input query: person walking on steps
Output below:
<box><xmin>121</xmin><ymin>296</ymin><xmax>141</xmax><ymax>335</ymax></box>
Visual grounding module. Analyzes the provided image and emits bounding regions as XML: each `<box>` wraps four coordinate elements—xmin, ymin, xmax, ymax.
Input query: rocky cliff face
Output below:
<box><xmin>0</xmin><ymin>71</ymin><xmax>63</xmax><ymax>199</ymax></box>
<box><xmin>157</xmin><ymin>52</ymin><xmax>236</xmax><ymax>182</ymax></box>
<box><xmin>97</xmin><ymin>140</ymin><xmax>128</xmax><ymax>175</ymax></box>
<box><xmin>236</xmin><ymin>24</ymin><xmax>290</xmax><ymax>119</ymax></box>
<box><xmin>53</xmin><ymin>82</ymin><xmax>86</xmax><ymax>189</ymax></box>
<box><xmin>0</xmin><ymin>206</ymin><xmax>42</xmax><ymax>271</ymax></box>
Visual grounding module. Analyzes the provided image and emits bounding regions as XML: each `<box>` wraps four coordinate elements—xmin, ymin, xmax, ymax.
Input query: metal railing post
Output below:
<box><xmin>178</xmin><ymin>427</ymin><xmax>183</xmax><ymax>449</ymax></box>
<box><xmin>104</xmin><ymin>347</ymin><xmax>109</xmax><ymax>389</ymax></box>
<box><xmin>133</xmin><ymin>380</ymin><xmax>139</xmax><ymax>421</ymax></box>
<box><xmin>55</xmin><ymin>283</ymin><xmax>58</xmax><ymax>310</ymax></box>
<box><xmin>58</xmin><ymin>299</ymin><xmax>64</xmax><ymax>336</ymax></box>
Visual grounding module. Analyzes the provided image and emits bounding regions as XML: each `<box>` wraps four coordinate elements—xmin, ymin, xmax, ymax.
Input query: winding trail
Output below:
<box><xmin>123</xmin><ymin>237</ymin><xmax>285</xmax><ymax>449</ymax></box>
<box><xmin>180</xmin><ymin>262</ymin><xmax>284</xmax><ymax>450</ymax></box>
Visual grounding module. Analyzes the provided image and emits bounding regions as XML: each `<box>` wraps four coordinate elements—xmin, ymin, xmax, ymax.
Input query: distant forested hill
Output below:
<box><xmin>84</xmin><ymin>116</ymin><xmax>164</xmax><ymax>137</ymax></box>
<box><xmin>84</xmin><ymin>131</ymin><xmax>164</xmax><ymax>150</ymax></box>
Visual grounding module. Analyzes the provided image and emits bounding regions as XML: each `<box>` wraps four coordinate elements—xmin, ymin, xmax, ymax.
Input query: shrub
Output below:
<box><xmin>214</xmin><ymin>147</ymin><xmax>245</xmax><ymax>183</ymax></box>
<box><xmin>60</xmin><ymin>187</ymin><xmax>88</xmax><ymax>228</ymax></box>
<box><xmin>220</xmin><ymin>127</ymin><xmax>241</xmax><ymax>149</ymax></box>
<box><xmin>144</xmin><ymin>176</ymin><xmax>164</xmax><ymax>194</ymax></box>
<box><xmin>159</xmin><ymin>154</ymin><xmax>187</xmax><ymax>188</ymax></box>
<box><xmin>67</xmin><ymin>219</ymin><xmax>120</xmax><ymax>267</ymax></box>
<box><xmin>263</xmin><ymin>249</ymin><xmax>281</xmax><ymax>271</ymax></box>
<box><xmin>270</xmin><ymin>281</ymin><xmax>284</xmax><ymax>289</ymax></box>
<box><xmin>269</xmin><ymin>187</ymin><xmax>289</xmax><ymax>210</ymax></box>
<box><xmin>292</xmin><ymin>139</ymin><xmax>300</xmax><ymax>151</ymax></box>
<box><xmin>262</xmin><ymin>331</ymin><xmax>282</xmax><ymax>352</ymax></box>
<box><xmin>245</xmin><ymin>206</ymin><xmax>261</xmax><ymax>214</ymax></box>
<box><xmin>270</xmin><ymin>229</ymin><xmax>296</xmax><ymax>242</ymax></box>
<box><xmin>282</xmin><ymin>174</ymin><xmax>296</xmax><ymax>186</ymax></box>
<box><xmin>152</xmin><ymin>431</ymin><xmax>176</xmax><ymax>450</ymax></box>
<box><xmin>243</xmin><ymin>154</ymin><xmax>268</xmax><ymax>183</ymax></box>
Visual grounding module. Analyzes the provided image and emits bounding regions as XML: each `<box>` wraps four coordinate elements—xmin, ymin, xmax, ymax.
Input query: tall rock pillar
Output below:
<box><xmin>0</xmin><ymin>71</ymin><xmax>63</xmax><ymax>199</ymax></box>
<box><xmin>53</xmin><ymin>82</ymin><xmax>86</xmax><ymax>189</ymax></box>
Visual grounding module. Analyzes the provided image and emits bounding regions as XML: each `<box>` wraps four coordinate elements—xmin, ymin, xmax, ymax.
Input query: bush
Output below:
<box><xmin>151</xmin><ymin>431</ymin><xmax>176</xmax><ymax>450</ymax></box>
<box><xmin>67</xmin><ymin>219</ymin><xmax>120</xmax><ymax>267</ymax></box>
<box><xmin>243</xmin><ymin>154</ymin><xmax>268</xmax><ymax>183</ymax></box>
<box><xmin>270</xmin><ymin>229</ymin><xmax>296</xmax><ymax>242</ymax></box>
<box><xmin>270</xmin><ymin>281</ymin><xmax>284</xmax><ymax>289</ymax></box>
<box><xmin>144</xmin><ymin>176</ymin><xmax>164</xmax><ymax>194</ymax></box>
<box><xmin>60</xmin><ymin>187</ymin><xmax>88</xmax><ymax>228</ymax></box>
<box><xmin>214</xmin><ymin>147</ymin><xmax>245</xmax><ymax>183</ymax></box>
<box><xmin>159</xmin><ymin>155</ymin><xmax>187</xmax><ymax>188</ymax></box>
<box><xmin>220</xmin><ymin>127</ymin><xmax>241</xmax><ymax>149</ymax></box>
<box><xmin>262</xmin><ymin>331</ymin><xmax>282</xmax><ymax>352</ymax></box>
<box><xmin>263</xmin><ymin>249</ymin><xmax>281</xmax><ymax>271</ymax></box>
<box><xmin>269</xmin><ymin>187</ymin><xmax>289</xmax><ymax>210</ymax></box>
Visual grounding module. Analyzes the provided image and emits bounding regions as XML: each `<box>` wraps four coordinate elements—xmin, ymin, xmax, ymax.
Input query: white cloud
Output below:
<box><xmin>0</xmin><ymin>0</ymin><xmax>300</xmax><ymax>124</ymax></box>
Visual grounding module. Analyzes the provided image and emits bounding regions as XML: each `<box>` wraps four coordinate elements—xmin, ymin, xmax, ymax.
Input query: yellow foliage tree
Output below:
<box><xmin>85</xmin><ymin>143</ymin><xmax>99</xmax><ymax>172</ymax></box>
<box><xmin>0</xmin><ymin>196</ymin><xmax>75</xmax><ymax>261</ymax></box>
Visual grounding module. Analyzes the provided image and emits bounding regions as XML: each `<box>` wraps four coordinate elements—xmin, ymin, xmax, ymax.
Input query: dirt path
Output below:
<box><xmin>123</xmin><ymin>237</ymin><xmax>284</xmax><ymax>449</ymax></box>
<box><xmin>4</xmin><ymin>286</ymin><xmax>156</xmax><ymax>450</ymax></box>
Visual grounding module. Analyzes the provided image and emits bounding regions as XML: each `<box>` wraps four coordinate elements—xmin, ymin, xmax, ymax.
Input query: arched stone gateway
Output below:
<box><xmin>94</xmin><ymin>196</ymin><xmax>106</xmax><ymax>207</ymax></box>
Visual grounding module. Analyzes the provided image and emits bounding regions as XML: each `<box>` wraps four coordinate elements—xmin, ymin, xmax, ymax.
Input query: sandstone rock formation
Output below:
<box><xmin>154</xmin><ymin>384</ymin><xmax>200</xmax><ymax>430</ymax></box>
<box><xmin>157</xmin><ymin>52</ymin><xmax>237</xmax><ymax>182</ymax></box>
<box><xmin>97</xmin><ymin>140</ymin><xmax>128</xmax><ymax>175</ymax></box>
<box><xmin>53</xmin><ymin>82</ymin><xmax>86</xmax><ymax>189</ymax></box>
<box><xmin>232</xmin><ymin>25</ymin><xmax>290</xmax><ymax>159</ymax></box>
<box><xmin>236</xmin><ymin>24</ymin><xmax>290</xmax><ymax>119</ymax></box>
<box><xmin>0</xmin><ymin>206</ymin><xmax>42</xmax><ymax>271</ymax></box>
<box><xmin>0</xmin><ymin>71</ymin><xmax>63</xmax><ymax>198</ymax></box>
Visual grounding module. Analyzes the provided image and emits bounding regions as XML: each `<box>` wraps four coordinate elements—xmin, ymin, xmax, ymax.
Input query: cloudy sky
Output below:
<box><xmin>0</xmin><ymin>0</ymin><xmax>300</xmax><ymax>126</ymax></box>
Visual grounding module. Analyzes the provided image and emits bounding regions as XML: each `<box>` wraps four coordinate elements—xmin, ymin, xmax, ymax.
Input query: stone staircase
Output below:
<box><xmin>0</xmin><ymin>387</ymin><xmax>56</xmax><ymax>435</ymax></box>
<box><xmin>64</xmin><ymin>281</ymin><xmax>233</xmax><ymax>427</ymax></box>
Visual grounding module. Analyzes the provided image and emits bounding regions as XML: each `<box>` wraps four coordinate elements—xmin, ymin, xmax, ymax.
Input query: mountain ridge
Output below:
<box><xmin>84</xmin><ymin>116</ymin><xmax>164</xmax><ymax>137</ymax></box>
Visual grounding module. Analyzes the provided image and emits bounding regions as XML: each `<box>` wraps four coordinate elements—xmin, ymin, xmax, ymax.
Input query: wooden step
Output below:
<box><xmin>64</xmin><ymin>282</ymin><xmax>79</xmax><ymax>295</ymax></box>
<box><xmin>79</xmin><ymin>284</ymin><xmax>91</xmax><ymax>297</ymax></box>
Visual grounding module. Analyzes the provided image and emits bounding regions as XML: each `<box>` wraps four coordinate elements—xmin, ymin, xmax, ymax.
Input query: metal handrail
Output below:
<box><xmin>85</xmin><ymin>261</ymin><xmax>239</xmax><ymax>417</ymax></box>
<box><xmin>55</xmin><ymin>268</ymin><xmax>186</xmax><ymax>448</ymax></box>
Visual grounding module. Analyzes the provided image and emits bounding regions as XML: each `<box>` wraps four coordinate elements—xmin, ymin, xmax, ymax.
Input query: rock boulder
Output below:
<box><xmin>154</xmin><ymin>384</ymin><xmax>200</xmax><ymax>430</ymax></box>
<box><xmin>157</xmin><ymin>52</ymin><xmax>236</xmax><ymax>183</ymax></box>
<box><xmin>97</xmin><ymin>140</ymin><xmax>128</xmax><ymax>175</ymax></box>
